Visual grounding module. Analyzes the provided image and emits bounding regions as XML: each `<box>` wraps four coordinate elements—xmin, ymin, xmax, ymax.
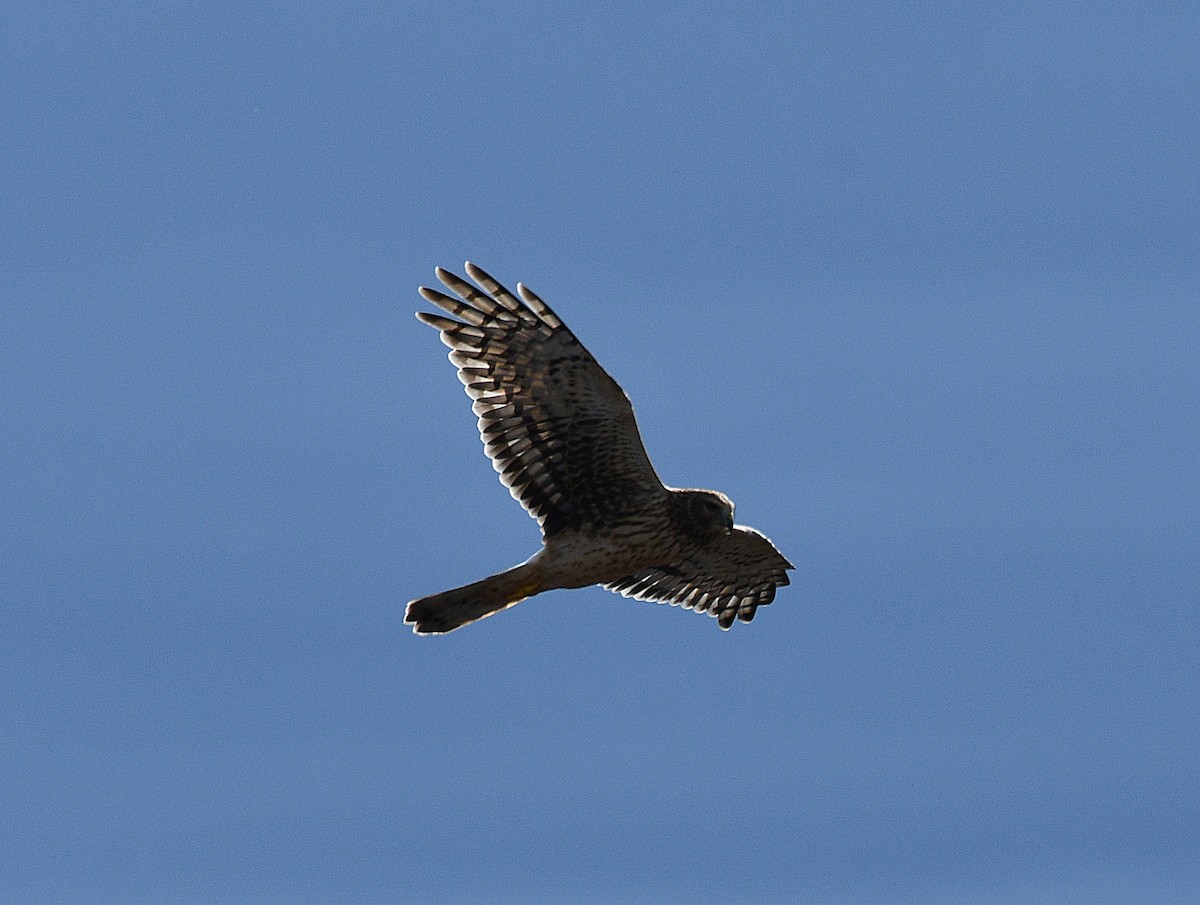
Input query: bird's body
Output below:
<box><xmin>406</xmin><ymin>263</ymin><xmax>792</xmax><ymax>634</ymax></box>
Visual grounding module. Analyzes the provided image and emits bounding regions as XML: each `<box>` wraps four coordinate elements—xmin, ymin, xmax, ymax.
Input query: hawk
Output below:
<box><xmin>406</xmin><ymin>263</ymin><xmax>793</xmax><ymax>634</ymax></box>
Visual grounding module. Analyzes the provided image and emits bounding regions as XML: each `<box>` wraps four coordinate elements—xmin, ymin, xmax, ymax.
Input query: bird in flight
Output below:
<box><xmin>406</xmin><ymin>263</ymin><xmax>792</xmax><ymax>634</ymax></box>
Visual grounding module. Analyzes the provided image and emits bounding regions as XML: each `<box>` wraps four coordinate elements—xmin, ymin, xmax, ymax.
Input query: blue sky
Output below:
<box><xmin>3</xmin><ymin>3</ymin><xmax>1198</xmax><ymax>903</ymax></box>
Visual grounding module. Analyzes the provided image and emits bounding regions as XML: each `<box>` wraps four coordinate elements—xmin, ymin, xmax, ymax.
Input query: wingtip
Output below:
<box><xmin>404</xmin><ymin>599</ymin><xmax>439</xmax><ymax>636</ymax></box>
<box><xmin>414</xmin><ymin>310</ymin><xmax>441</xmax><ymax>327</ymax></box>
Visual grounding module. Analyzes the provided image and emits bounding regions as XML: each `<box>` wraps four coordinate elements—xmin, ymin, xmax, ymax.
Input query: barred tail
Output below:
<box><xmin>405</xmin><ymin>560</ymin><xmax>544</xmax><ymax>635</ymax></box>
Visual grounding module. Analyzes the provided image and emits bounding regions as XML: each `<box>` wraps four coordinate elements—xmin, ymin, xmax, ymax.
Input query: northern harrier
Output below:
<box><xmin>406</xmin><ymin>263</ymin><xmax>793</xmax><ymax>634</ymax></box>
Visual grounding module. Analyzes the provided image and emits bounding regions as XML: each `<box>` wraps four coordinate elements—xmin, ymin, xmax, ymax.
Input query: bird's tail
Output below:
<box><xmin>405</xmin><ymin>560</ymin><xmax>544</xmax><ymax>635</ymax></box>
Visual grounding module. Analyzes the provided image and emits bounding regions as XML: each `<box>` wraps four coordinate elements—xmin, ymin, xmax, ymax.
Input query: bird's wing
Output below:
<box><xmin>417</xmin><ymin>263</ymin><xmax>664</xmax><ymax>537</ymax></box>
<box><xmin>604</xmin><ymin>526</ymin><xmax>793</xmax><ymax>629</ymax></box>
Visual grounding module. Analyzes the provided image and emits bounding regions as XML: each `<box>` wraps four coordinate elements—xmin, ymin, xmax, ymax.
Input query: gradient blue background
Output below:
<box><xmin>4</xmin><ymin>3</ymin><xmax>1198</xmax><ymax>903</ymax></box>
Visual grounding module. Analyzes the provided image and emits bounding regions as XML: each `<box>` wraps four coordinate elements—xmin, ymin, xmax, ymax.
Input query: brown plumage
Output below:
<box><xmin>406</xmin><ymin>263</ymin><xmax>793</xmax><ymax>634</ymax></box>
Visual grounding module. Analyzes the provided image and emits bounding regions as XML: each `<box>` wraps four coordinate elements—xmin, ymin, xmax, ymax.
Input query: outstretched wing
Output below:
<box><xmin>604</xmin><ymin>527</ymin><xmax>793</xmax><ymax>629</ymax></box>
<box><xmin>417</xmin><ymin>263</ymin><xmax>664</xmax><ymax>537</ymax></box>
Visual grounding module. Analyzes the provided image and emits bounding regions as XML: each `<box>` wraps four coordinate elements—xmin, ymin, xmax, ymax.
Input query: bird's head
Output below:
<box><xmin>684</xmin><ymin>489</ymin><xmax>735</xmax><ymax>539</ymax></box>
